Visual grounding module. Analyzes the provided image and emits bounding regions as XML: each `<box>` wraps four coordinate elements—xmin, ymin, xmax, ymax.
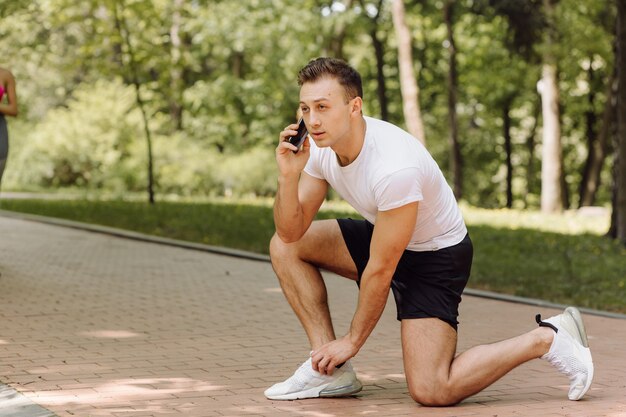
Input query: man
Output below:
<box><xmin>265</xmin><ymin>57</ymin><xmax>593</xmax><ymax>405</ymax></box>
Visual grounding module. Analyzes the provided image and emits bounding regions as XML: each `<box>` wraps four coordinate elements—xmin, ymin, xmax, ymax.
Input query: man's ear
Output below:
<box><xmin>350</xmin><ymin>97</ymin><xmax>363</xmax><ymax>116</ymax></box>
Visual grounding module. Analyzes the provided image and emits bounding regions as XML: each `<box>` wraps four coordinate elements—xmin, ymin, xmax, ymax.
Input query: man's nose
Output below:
<box><xmin>309</xmin><ymin>112</ymin><xmax>321</xmax><ymax>127</ymax></box>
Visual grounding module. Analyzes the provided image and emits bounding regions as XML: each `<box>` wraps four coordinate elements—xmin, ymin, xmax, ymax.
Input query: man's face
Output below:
<box><xmin>299</xmin><ymin>77</ymin><xmax>354</xmax><ymax>148</ymax></box>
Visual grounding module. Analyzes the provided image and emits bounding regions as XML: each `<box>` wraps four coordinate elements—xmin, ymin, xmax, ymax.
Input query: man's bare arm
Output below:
<box><xmin>348</xmin><ymin>202</ymin><xmax>417</xmax><ymax>346</ymax></box>
<box><xmin>311</xmin><ymin>202</ymin><xmax>418</xmax><ymax>374</ymax></box>
<box><xmin>274</xmin><ymin>171</ymin><xmax>327</xmax><ymax>243</ymax></box>
<box><xmin>273</xmin><ymin>126</ymin><xmax>327</xmax><ymax>242</ymax></box>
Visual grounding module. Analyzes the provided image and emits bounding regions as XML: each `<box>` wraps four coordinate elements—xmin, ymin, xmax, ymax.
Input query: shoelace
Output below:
<box><xmin>286</xmin><ymin>361</ymin><xmax>319</xmax><ymax>388</ymax></box>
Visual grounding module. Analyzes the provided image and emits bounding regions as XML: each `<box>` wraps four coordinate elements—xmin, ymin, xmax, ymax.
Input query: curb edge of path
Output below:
<box><xmin>0</xmin><ymin>383</ymin><xmax>57</xmax><ymax>417</ymax></box>
<box><xmin>2</xmin><ymin>209</ymin><xmax>625</xmax><ymax>321</ymax></box>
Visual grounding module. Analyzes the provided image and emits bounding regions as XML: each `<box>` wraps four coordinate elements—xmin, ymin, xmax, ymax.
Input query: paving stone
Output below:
<box><xmin>0</xmin><ymin>214</ymin><xmax>625</xmax><ymax>416</ymax></box>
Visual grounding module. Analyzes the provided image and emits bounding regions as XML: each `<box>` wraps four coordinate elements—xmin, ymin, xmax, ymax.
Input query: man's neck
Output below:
<box><xmin>334</xmin><ymin>116</ymin><xmax>367</xmax><ymax>167</ymax></box>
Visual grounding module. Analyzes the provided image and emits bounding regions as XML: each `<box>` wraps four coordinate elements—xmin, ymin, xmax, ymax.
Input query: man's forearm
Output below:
<box><xmin>347</xmin><ymin>270</ymin><xmax>393</xmax><ymax>349</ymax></box>
<box><xmin>274</xmin><ymin>174</ymin><xmax>304</xmax><ymax>242</ymax></box>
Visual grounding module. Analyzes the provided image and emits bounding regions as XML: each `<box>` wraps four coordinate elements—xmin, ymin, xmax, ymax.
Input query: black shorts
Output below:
<box><xmin>337</xmin><ymin>218</ymin><xmax>473</xmax><ymax>330</ymax></box>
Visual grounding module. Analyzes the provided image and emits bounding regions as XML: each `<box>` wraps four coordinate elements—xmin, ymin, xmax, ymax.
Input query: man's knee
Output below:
<box><xmin>269</xmin><ymin>233</ymin><xmax>292</xmax><ymax>263</ymax></box>
<box><xmin>269</xmin><ymin>232</ymin><xmax>303</xmax><ymax>270</ymax></box>
<box><xmin>407</xmin><ymin>380</ymin><xmax>459</xmax><ymax>407</ymax></box>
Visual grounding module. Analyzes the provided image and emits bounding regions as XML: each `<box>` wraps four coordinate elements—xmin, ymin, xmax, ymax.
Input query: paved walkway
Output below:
<box><xmin>0</xmin><ymin>213</ymin><xmax>625</xmax><ymax>417</ymax></box>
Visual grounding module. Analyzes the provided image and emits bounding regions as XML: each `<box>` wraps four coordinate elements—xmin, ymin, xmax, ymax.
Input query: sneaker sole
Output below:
<box><xmin>265</xmin><ymin>384</ymin><xmax>329</xmax><ymax>400</ymax></box>
<box><xmin>564</xmin><ymin>306</ymin><xmax>589</xmax><ymax>347</ymax></box>
<box><xmin>320</xmin><ymin>380</ymin><xmax>363</xmax><ymax>397</ymax></box>
<box><xmin>265</xmin><ymin>380</ymin><xmax>362</xmax><ymax>401</ymax></box>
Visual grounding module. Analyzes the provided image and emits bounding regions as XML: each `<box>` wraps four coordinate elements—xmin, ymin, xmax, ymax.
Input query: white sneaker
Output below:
<box><xmin>264</xmin><ymin>358</ymin><xmax>362</xmax><ymax>400</ymax></box>
<box><xmin>536</xmin><ymin>307</ymin><xmax>594</xmax><ymax>400</ymax></box>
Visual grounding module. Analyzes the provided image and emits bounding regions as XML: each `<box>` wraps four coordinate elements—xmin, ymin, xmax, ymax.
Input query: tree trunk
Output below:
<box><xmin>391</xmin><ymin>0</ymin><xmax>426</xmax><ymax>145</ymax></box>
<box><xmin>578</xmin><ymin>59</ymin><xmax>597</xmax><ymax>206</ymax></box>
<box><xmin>169</xmin><ymin>0</ymin><xmax>184</xmax><ymax>130</ymax></box>
<box><xmin>503</xmin><ymin>100</ymin><xmax>513</xmax><ymax>208</ymax></box>
<box><xmin>444</xmin><ymin>0</ymin><xmax>462</xmax><ymax>199</ymax></box>
<box><xmin>561</xmin><ymin>161</ymin><xmax>570</xmax><ymax>209</ymax></box>
<box><xmin>114</xmin><ymin>1</ymin><xmax>155</xmax><ymax>205</ymax></box>
<box><xmin>328</xmin><ymin>0</ymin><xmax>354</xmax><ymax>59</ymax></box>
<box><xmin>523</xmin><ymin>97</ymin><xmax>540</xmax><ymax>207</ymax></box>
<box><xmin>372</xmin><ymin>28</ymin><xmax>389</xmax><ymax>120</ymax></box>
<box><xmin>612</xmin><ymin>0</ymin><xmax>626</xmax><ymax>244</ymax></box>
<box><xmin>579</xmin><ymin>65</ymin><xmax>616</xmax><ymax>207</ymax></box>
<box><xmin>368</xmin><ymin>0</ymin><xmax>389</xmax><ymax>120</ymax></box>
<box><xmin>539</xmin><ymin>0</ymin><xmax>563</xmax><ymax>213</ymax></box>
<box><xmin>360</xmin><ymin>0</ymin><xmax>388</xmax><ymax>120</ymax></box>
<box><xmin>231</xmin><ymin>51</ymin><xmax>250</xmax><ymax>148</ymax></box>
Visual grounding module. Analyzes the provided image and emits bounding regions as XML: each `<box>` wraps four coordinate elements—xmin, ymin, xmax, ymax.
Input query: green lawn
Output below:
<box><xmin>2</xmin><ymin>198</ymin><xmax>624</xmax><ymax>313</ymax></box>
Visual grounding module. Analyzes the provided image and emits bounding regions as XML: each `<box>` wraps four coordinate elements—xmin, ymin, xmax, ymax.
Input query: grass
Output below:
<box><xmin>1</xmin><ymin>197</ymin><xmax>625</xmax><ymax>313</ymax></box>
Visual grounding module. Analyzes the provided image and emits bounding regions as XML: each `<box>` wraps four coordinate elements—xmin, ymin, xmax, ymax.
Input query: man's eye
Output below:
<box><xmin>301</xmin><ymin>107</ymin><xmax>309</xmax><ymax>113</ymax></box>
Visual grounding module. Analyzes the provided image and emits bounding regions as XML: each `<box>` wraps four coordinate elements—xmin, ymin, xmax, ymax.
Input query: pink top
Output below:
<box><xmin>0</xmin><ymin>85</ymin><xmax>4</xmax><ymax>101</ymax></box>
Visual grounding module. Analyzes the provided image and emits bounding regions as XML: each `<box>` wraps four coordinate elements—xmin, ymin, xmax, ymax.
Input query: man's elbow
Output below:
<box><xmin>365</xmin><ymin>262</ymin><xmax>398</xmax><ymax>284</ymax></box>
<box><xmin>275</xmin><ymin>229</ymin><xmax>303</xmax><ymax>244</ymax></box>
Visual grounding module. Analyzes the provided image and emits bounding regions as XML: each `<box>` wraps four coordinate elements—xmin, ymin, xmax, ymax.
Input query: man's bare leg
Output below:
<box><xmin>401</xmin><ymin>318</ymin><xmax>554</xmax><ymax>406</ymax></box>
<box><xmin>269</xmin><ymin>219</ymin><xmax>358</xmax><ymax>350</ymax></box>
<box><xmin>265</xmin><ymin>219</ymin><xmax>364</xmax><ymax>400</ymax></box>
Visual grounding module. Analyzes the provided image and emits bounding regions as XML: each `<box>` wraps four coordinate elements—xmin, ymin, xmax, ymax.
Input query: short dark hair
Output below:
<box><xmin>297</xmin><ymin>57</ymin><xmax>363</xmax><ymax>102</ymax></box>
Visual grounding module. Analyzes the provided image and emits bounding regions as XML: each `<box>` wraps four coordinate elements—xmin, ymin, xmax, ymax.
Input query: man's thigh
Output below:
<box><xmin>401</xmin><ymin>318</ymin><xmax>457</xmax><ymax>391</ymax></box>
<box><xmin>392</xmin><ymin>234</ymin><xmax>472</xmax><ymax>327</ymax></box>
<box><xmin>293</xmin><ymin>219</ymin><xmax>359</xmax><ymax>281</ymax></box>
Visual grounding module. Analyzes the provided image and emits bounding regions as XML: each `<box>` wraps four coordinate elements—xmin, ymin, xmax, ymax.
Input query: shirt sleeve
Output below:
<box><xmin>373</xmin><ymin>167</ymin><xmax>422</xmax><ymax>211</ymax></box>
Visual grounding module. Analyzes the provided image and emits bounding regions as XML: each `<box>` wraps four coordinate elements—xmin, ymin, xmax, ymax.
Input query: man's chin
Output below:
<box><xmin>312</xmin><ymin>139</ymin><xmax>329</xmax><ymax>148</ymax></box>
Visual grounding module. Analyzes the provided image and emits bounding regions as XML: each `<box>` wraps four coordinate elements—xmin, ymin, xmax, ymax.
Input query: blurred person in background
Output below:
<box><xmin>0</xmin><ymin>66</ymin><xmax>18</xmax><ymax>192</ymax></box>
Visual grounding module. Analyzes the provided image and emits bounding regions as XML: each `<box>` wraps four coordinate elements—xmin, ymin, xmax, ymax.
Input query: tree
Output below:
<box><xmin>464</xmin><ymin>3</ymin><xmax>540</xmax><ymax>208</ymax></box>
<box><xmin>579</xmin><ymin>64</ymin><xmax>616</xmax><ymax>207</ymax></box>
<box><xmin>113</xmin><ymin>0</ymin><xmax>155</xmax><ymax>204</ymax></box>
<box><xmin>523</xmin><ymin>99</ymin><xmax>541</xmax><ymax>207</ymax></box>
<box><xmin>0</xmin><ymin>0</ymin><xmax>618</xmax><ymax>206</ymax></box>
<box><xmin>552</xmin><ymin>0</ymin><xmax>618</xmax><ymax>209</ymax></box>
<box><xmin>502</xmin><ymin>97</ymin><xmax>514</xmax><ymax>207</ymax></box>
<box><xmin>443</xmin><ymin>0</ymin><xmax>463</xmax><ymax>199</ymax></box>
<box><xmin>168</xmin><ymin>0</ymin><xmax>185</xmax><ymax>131</ymax></box>
<box><xmin>611</xmin><ymin>0</ymin><xmax>626</xmax><ymax>244</ymax></box>
<box><xmin>359</xmin><ymin>0</ymin><xmax>390</xmax><ymax>120</ymax></box>
<box><xmin>391</xmin><ymin>0</ymin><xmax>426</xmax><ymax>144</ymax></box>
<box><xmin>472</xmin><ymin>1</ymin><xmax>548</xmax><ymax>208</ymax></box>
<box><xmin>539</xmin><ymin>0</ymin><xmax>563</xmax><ymax>213</ymax></box>
<box><xmin>327</xmin><ymin>0</ymin><xmax>355</xmax><ymax>59</ymax></box>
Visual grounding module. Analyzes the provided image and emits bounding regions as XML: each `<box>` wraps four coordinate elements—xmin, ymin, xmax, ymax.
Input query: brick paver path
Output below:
<box><xmin>0</xmin><ymin>214</ymin><xmax>625</xmax><ymax>417</ymax></box>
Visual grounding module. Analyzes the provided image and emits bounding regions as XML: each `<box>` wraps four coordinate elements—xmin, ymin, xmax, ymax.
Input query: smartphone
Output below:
<box><xmin>286</xmin><ymin>118</ymin><xmax>308</xmax><ymax>153</ymax></box>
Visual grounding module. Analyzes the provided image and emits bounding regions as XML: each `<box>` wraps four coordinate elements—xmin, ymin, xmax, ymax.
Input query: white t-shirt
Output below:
<box><xmin>304</xmin><ymin>116</ymin><xmax>467</xmax><ymax>251</ymax></box>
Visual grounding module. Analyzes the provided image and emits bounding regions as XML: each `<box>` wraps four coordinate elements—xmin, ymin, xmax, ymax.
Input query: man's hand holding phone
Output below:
<box><xmin>276</xmin><ymin>118</ymin><xmax>310</xmax><ymax>177</ymax></box>
<box><xmin>286</xmin><ymin>118</ymin><xmax>308</xmax><ymax>152</ymax></box>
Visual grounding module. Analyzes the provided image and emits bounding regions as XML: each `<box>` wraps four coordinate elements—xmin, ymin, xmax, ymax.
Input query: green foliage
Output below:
<box><xmin>4</xmin><ymin>78</ymin><xmax>278</xmax><ymax>197</ymax></box>
<box><xmin>213</xmin><ymin>147</ymin><xmax>278</xmax><ymax>197</ymax></box>
<box><xmin>9</xmin><ymin>81</ymin><xmax>141</xmax><ymax>190</ymax></box>
<box><xmin>469</xmin><ymin>226</ymin><xmax>626</xmax><ymax>312</ymax></box>
<box><xmin>0</xmin><ymin>0</ymin><xmax>618</xmax><ymax>210</ymax></box>
<box><xmin>2</xmin><ymin>199</ymin><xmax>624</xmax><ymax>312</ymax></box>
<box><xmin>556</xmin><ymin>0</ymin><xmax>616</xmax><ymax>207</ymax></box>
<box><xmin>11</xmin><ymin>79</ymin><xmax>142</xmax><ymax>190</ymax></box>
